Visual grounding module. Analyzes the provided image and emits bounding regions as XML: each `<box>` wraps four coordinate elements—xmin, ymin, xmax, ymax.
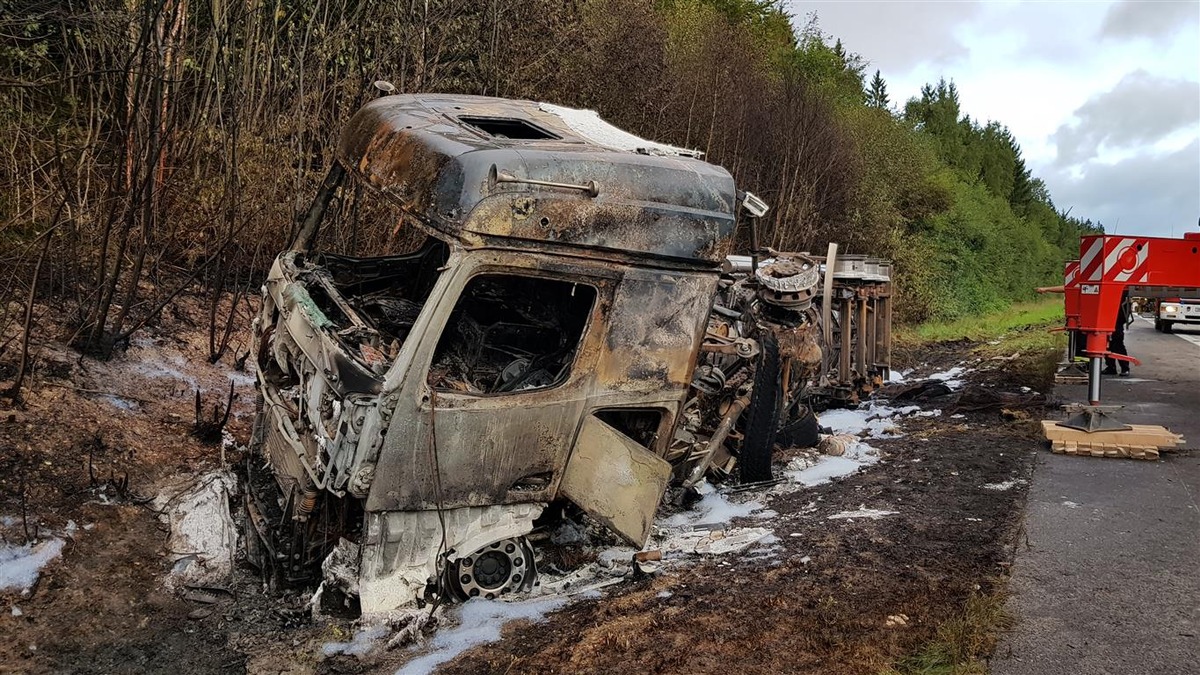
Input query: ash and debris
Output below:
<box><xmin>151</xmin><ymin>469</ymin><xmax>238</xmax><ymax>591</ymax></box>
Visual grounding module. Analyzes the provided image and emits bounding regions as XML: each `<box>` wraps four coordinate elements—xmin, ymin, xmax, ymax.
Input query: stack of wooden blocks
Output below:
<box><xmin>1041</xmin><ymin>421</ymin><xmax>1186</xmax><ymax>460</ymax></box>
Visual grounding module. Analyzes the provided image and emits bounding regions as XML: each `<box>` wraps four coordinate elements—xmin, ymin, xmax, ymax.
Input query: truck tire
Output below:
<box><xmin>1162</xmin><ymin>321</ymin><xmax>1174</xmax><ymax>333</ymax></box>
<box><xmin>740</xmin><ymin>334</ymin><xmax>781</xmax><ymax>483</ymax></box>
<box><xmin>777</xmin><ymin>405</ymin><xmax>820</xmax><ymax>449</ymax></box>
<box><xmin>1154</xmin><ymin>319</ymin><xmax>1162</xmax><ymax>332</ymax></box>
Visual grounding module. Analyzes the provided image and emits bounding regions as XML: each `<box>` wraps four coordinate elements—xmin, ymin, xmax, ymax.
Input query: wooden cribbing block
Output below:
<box><xmin>1043</xmin><ymin>420</ymin><xmax>1182</xmax><ymax>460</ymax></box>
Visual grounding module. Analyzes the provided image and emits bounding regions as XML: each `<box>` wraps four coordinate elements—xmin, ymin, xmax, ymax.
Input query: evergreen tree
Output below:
<box><xmin>867</xmin><ymin>69</ymin><xmax>889</xmax><ymax>109</ymax></box>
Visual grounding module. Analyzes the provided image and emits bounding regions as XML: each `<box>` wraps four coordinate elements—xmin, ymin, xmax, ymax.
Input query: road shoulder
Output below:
<box><xmin>993</xmin><ymin>321</ymin><xmax>1200</xmax><ymax>675</ymax></box>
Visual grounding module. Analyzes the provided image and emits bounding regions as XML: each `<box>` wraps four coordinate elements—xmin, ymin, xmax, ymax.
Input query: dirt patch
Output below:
<box><xmin>1</xmin><ymin>295</ymin><xmax>261</xmax><ymax>674</ymax></box>
<box><xmin>4</xmin><ymin>504</ymin><xmax>244</xmax><ymax>674</ymax></box>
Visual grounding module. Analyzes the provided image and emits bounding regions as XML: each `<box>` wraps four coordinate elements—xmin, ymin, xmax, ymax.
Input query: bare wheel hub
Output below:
<box><xmin>445</xmin><ymin>537</ymin><xmax>537</xmax><ymax>600</ymax></box>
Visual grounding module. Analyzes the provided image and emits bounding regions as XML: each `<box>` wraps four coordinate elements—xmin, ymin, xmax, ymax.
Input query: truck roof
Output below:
<box><xmin>337</xmin><ymin>94</ymin><xmax>738</xmax><ymax>268</ymax></box>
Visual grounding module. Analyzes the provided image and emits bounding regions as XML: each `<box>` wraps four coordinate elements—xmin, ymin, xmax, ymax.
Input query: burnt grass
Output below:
<box><xmin>0</xmin><ymin>308</ymin><xmax>1054</xmax><ymax>675</ymax></box>
<box><xmin>431</xmin><ymin>346</ymin><xmax>1048</xmax><ymax>675</ymax></box>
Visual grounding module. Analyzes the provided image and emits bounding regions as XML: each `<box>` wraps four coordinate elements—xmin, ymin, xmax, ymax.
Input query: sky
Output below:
<box><xmin>787</xmin><ymin>0</ymin><xmax>1200</xmax><ymax>238</ymax></box>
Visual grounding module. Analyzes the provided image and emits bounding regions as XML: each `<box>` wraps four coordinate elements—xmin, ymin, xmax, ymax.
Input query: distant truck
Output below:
<box><xmin>1155</xmin><ymin>297</ymin><xmax>1200</xmax><ymax>332</ymax></box>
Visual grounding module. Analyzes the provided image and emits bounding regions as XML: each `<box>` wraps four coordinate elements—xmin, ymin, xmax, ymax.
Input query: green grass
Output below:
<box><xmin>895</xmin><ymin>297</ymin><xmax>1068</xmax><ymax>375</ymax></box>
<box><xmin>897</xmin><ymin>298</ymin><xmax>1065</xmax><ymax>345</ymax></box>
<box><xmin>884</xmin><ymin>591</ymin><xmax>1014</xmax><ymax>675</ymax></box>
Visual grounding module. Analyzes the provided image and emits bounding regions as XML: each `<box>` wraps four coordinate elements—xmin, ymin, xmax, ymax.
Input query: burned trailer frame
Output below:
<box><xmin>814</xmin><ymin>254</ymin><xmax>893</xmax><ymax>406</ymax></box>
<box><xmin>247</xmin><ymin>94</ymin><xmax>743</xmax><ymax>613</ymax></box>
<box><xmin>721</xmin><ymin>251</ymin><xmax>894</xmax><ymax>408</ymax></box>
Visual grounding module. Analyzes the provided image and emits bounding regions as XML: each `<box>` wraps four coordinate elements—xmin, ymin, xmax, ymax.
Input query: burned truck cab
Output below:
<box><xmin>247</xmin><ymin>95</ymin><xmax>739</xmax><ymax>613</ymax></box>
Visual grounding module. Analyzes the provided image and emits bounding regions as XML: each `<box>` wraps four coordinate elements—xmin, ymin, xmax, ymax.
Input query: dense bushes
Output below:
<box><xmin>0</xmin><ymin>0</ymin><xmax>1098</xmax><ymax>355</ymax></box>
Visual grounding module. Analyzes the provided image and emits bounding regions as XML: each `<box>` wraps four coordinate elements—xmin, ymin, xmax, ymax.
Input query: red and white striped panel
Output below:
<box><xmin>1080</xmin><ymin>236</ymin><xmax>1150</xmax><ymax>284</ymax></box>
<box><xmin>1064</xmin><ymin>260</ymin><xmax>1080</xmax><ymax>288</ymax></box>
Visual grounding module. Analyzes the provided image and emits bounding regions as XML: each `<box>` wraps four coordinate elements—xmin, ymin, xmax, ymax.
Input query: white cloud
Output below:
<box><xmin>1101</xmin><ymin>0</ymin><xmax>1200</xmax><ymax>41</ymax></box>
<box><xmin>1045</xmin><ymin>139</ymin><xmax>1200</xmax><ymax>237</ymax></box>
<box><xmin>1052</xmin><ymin>70</ymin><xmax>1200</xmax><ymax>166</ymax></box>
<box><xmin>790</xmin><ymin>1</ymin><xmax>981</xmax><ymax>72</ymax></box>
<box><xmin>785</xmin><ymin>0</ymin><xmax>1200</xmax><ymax>236</ymax></box>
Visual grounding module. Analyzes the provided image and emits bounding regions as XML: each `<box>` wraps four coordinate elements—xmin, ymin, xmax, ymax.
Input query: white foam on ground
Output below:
<box><xmin>818</xmin><ymin>402</ymin><xmax>931</xmax><ymax>439</ymax></box>
<box><xmin>395</xmin><ymin>596</ymin><xmax>569</xmax><ymax>675</ymax></box>
<box><xmin>927</xmin><ymin>366</ymin><xmax>968</xmax><ymax>389</ymax></box>
<box><xmin>789</xmin><ymin>456</ymin><xmax>863</xmax><ymax>486</ymax></box>
<box><xmin>692</xmin><ymin>527</ymin><xmax>772</xmax><ymax>555</ymax></box>
<box><xmin>596</xmin><ymin>547</ymin><xmax>636</xmax><ymax>569</ymax></box>
<box><xmin>227</xmin><ymin>369</ymin><xmax>257</xmax><ymax>388</ymax></box>
<box><xmin>99</xmin><ymin>394</ymin><xmax>139</xmax><ymax>411</ymax></box>
<box><xmin>324</xmin><ymin>625</ymin><xmax>392</xmax><ymax>657</ymax></box>
<box><xmin>982</xmin><ymin>480</ymin><xmax>1023</xmax><ymax>491</ymax></box>
<box><xmin>0</xmin><ymin>539</ymin><xmax>65</xmax><ymax>593</ymax></box>
<box><xmin>664</xmin><ymin>482</ymin><xmax>761</xmax><ymax>527</ymax></box>
<box><xmin>532</xmin><ymin>562</ymin><xmax>629</xmax><ymax>597</ymax></box>
<box><xmin>888</xmin><ymin>369</ymin><xmax>912</xmax><ymax>383</ymax></box>
<box><xmin>819</xmin><ymin>407</ymin><xmax>893</xmax><ymax>438</ymax></box>
<box><xmin>785</xmin><ymin>441</ymin><xmax>880</xmax><ymax>487</ymax></box>
<box><xmin>827</xmin><ymin>507</ymin><xmax>898</xmax><ymax>520</ymax></box>
<box><xmin>124</xmin><ymin>348</ymin><xmax>201</xmax><ymax>389</ymax></box>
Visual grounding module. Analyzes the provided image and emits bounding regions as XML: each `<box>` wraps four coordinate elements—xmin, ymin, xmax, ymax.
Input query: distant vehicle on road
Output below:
<box><xmin>1155</xmin><ymin>297</ymin><xmax>1200</xmax><ymax>332</ymax></box>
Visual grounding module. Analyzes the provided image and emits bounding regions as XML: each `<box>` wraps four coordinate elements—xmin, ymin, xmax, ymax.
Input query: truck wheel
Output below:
<box><xmin>777</xmin><ymin>405</ymin><xmax>820</xmax><ymax>449</ymax></box>
<box><xmin>1154</xmin><ymin>319</ymin><xmax>1162</xmax><ymax>332</ymax></box>
<box><xmin>740</xmin><ymin>334</ymin><xmax>781</xmax><ymax>483</ymax></box>
<box><xmin>1162</xmin><ymin>321</ymin><xmax>1174</xmax><ymax>333</ymax></box>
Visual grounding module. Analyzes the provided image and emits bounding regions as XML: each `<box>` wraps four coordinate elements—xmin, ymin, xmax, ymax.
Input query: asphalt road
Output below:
<box><xmin>993</xmin><ymin>318</ymin><xmax>1200</xmax><ymax>674</ymax></box>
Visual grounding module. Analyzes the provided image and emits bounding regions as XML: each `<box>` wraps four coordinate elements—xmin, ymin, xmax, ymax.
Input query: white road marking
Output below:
<box><xmin>1175</xmin><ymin>332</ymin><xmax>1200</xmax><ymax>347</ymax></box>
<box><xmin>1135</xmin><ymin>315</ymin><xmax>1200</xmax><ymax>346</ymax></box>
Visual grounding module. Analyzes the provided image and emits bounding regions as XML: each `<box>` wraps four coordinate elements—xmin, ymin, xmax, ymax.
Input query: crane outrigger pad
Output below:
<box><xmin>1057</xmin><ymin>406</ymin><xmax>1131</xmax><ymax>433</ymax></box>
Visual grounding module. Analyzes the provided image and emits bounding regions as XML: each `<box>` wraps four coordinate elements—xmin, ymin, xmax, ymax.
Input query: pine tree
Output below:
<box><xmin>867</xmin><ymin>69</ymin><xmax>889</xmax><ymax>109</ymax></box>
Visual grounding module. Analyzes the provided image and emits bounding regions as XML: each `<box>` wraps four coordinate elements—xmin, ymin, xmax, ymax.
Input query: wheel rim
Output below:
<box><xmin>445</xmin><ymin>537</ymin><xmax>536</xmax><ymax>601</ymax></box>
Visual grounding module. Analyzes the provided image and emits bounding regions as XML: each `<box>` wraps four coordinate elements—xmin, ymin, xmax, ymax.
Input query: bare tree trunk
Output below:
<box><xmin>5</xmin><ymin>215</ymin><xmax>56</xmax><ymax>403</ymax></box>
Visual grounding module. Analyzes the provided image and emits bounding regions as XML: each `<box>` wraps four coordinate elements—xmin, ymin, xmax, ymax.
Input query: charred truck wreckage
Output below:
<box><xmin>245</xmin><ymin>93</ymin><xmax>893</xmax><ymax>614</ymax></box>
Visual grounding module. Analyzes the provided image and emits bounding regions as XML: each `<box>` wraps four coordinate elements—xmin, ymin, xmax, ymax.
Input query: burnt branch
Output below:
<box><xmin>192</xmin><ymin>379</ymin><xmax>237</xmax><ymax>444</ymax></box>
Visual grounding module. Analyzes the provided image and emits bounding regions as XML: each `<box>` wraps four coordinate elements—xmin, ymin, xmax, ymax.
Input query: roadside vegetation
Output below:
<box><xmin>0</xmin><ymin>0</ymin><xmax>1096</xmax><ymax>378</ymax></box>
<box><xmin>897</xmin><ymin>296</ymin><xmax>1067</xmax><ymax>391</ymax></box>
<box><xmin>898</xmin><ymin>297</ymin><xmax>1065</xmax><ymax>344</ymax></box>
<box><xmin>888</xmin><ymin>591</ymin><xmax>1014</xmax><ymax>675</ymax></box>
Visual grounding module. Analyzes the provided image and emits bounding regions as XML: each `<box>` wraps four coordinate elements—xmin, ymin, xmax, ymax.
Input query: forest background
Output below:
<box><xmin>0</xmin><ymin>0</ymin><xmax>1101</xmax><ymax>359</ymax></box>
